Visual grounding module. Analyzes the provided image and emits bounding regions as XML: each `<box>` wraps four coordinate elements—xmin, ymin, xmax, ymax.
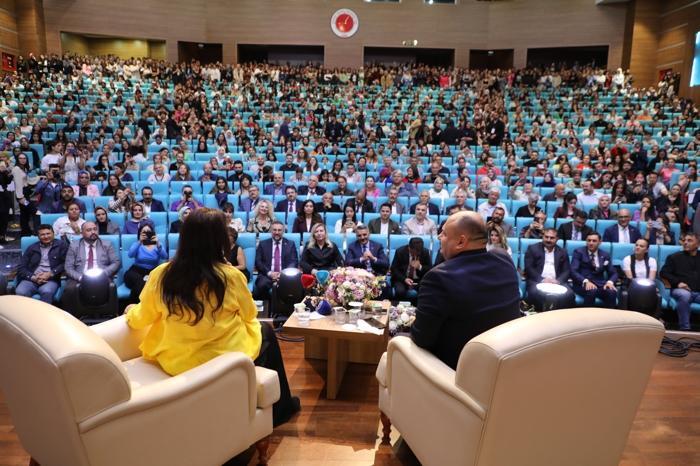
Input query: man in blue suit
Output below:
<box><xmin>239</xmin><ymin>185</ymin><xmax>261</xmax><ymax>212</ymax></box>
<box><xmin>410</xmin><ymin>211</ymin><xmax>521</xmax><ymax>369</ymax></box>
<box><xmin>571</xmin><ymin>232</ymin><xmax>618</xmax><ymax>308</ymax></box>
<box><xmin>602</xmin><ymin>209</ymin><xmax>641</xmax><ymax>244</ymax></box>
<box><xmin>345</xmin><ymin>225</ymin><xmax>389</xmax><ymax>275</ymax></box>
<box><xmin>253</xmin><ymin>221</ymin><xmax>299</xmax><ymax>300</ymax></box>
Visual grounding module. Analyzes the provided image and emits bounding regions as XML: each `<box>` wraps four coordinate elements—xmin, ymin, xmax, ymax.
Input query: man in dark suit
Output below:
<box><xmin>410</xmin><ymin>211</ymin><xmax>520</xmax><ymax>369</ymax></box>
<box><xmin>15</xmin><ymin>224</ymin><xmax>68</xmax><ymax>303</ymax></box>
<box><xmin>602</xmin><ymin>209</ymin><xmax>641</xmax><ymax>244</ymax></box>
<box><xmin>368</xmin><ymin>203</ymin><xmax>401</xmax><ymax>235</ymax></box>
<box><xmin>557</xmin><ymin>211</ymin><xmax>595</xmax><ymax>243</ymax></box>
<box><xmin>571</xmin><ymin>232</ymin><xmax>618</xmax><ymax>308</ymax></box>
<box><xmin>52</xmin><ymin>185</ymin><xmax>87</xmax><ymax>214</ymax></box>
<box><xmin>275</xmin><ymin>186</ymin><xmax>304</xmax><ymax>213</ymax></box>
<box><xmin>344</xmin><ymin>189</ymin><xmax>375</xmax><ymax>215</ymax></box>
<box><xmin>345</xmin><ymin>225</ymin><xmax>389</xmax><ymax>275</ymax></box>
<box><xmin>139</xmin><ymin>186</ymin><xmax>165</xmax><ymax>214</ymax></box>
<box><xmin>253</xmin><ymin>221</ymin><xmax>299</xmax><ymax>300</ymax></box>
<box><xmin>542</xmin><ymin>183</ymin><xmax>566</xmax><ymax>203</ymax></box>
<box><xmin>297</xmin><ymin>175</ymin><xmax>326</xmax><ymax>197</ymax></box>
<box><xmin>409</xmin><ymin>190</ymin><xmax>440</xmax><ymax>215</ymax></box>
<box><xmin>390</xmin><ymin>237</ymin><xmax>433</xmax><ymax>302</ymax></box>
<box><xmin>315</xmin><ymin>192</ymin><xmax>341</xmax><ymax>213</ymax></box>
<box><xmin>62</xmin><ymin>222</ymin><xmax>121</xmax><ymax>313</ymax></box>
<box><xmin>524</xmin><ymin>228</ymin><xmax>575</xmax><ymax>311</ymax></box>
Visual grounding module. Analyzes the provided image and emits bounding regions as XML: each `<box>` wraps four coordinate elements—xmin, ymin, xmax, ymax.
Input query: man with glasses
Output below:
<box><xmin>602</xmin><ymin>209</ymin><xmax>641</xmax><ymax>244</ymax></box>
<box><xmin>524</xmin><ymin>228</ymin><xmax>575</xmax><ymax>311</ymax></box>
<box><xmin>169</xmin><ymin>185</ymin><xmax>202</xmax><ymax>212</ymax></box>
<box><xmin>661</xmin><ymin>233</ymin><xmax>700</xmax><ymax>330</ymax></box>
<box><xmin>345</xmin><ymin>225</ymin><xmax>389</xmax><ymax>276</ymax></box>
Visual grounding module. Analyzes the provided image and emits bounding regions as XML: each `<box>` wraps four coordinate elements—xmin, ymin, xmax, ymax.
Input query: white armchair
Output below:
<box><xmin>376</xmin><ymin>308</ymin><xmax>664</xmax><ymax>466</ymax></box>
<box><xmin>0</xmin><ymin>296</ymin><xmax>279</xmax><ymax>466</ymax></box>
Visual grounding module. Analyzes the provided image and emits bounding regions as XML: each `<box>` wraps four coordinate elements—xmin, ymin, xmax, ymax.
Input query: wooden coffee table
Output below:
<box><xmin>282</xmin><ymin>308</ymin><xmax>389</xmax><ymax>399</ymax></box>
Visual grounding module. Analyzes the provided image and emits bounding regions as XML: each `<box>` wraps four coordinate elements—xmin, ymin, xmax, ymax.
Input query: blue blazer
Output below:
<box><xmin>275</xmin><ymin>199</ymin><xmax>304</xmax><ymax>213</ymax></box>
<box><xmin>239</xmin><ymin>197</ymin><xmax>261</xmax><ymax>212</ymax></box>
<box><xmin>297</xmin><ymin>186</ymin><xmax>326</xmax><ymax>196</ymax></box>
<box><xmin>345</xmin><ymin>240</ymin><xmax>389</xmax><ymax>275</ymax></box>
<box><xmin>571</xmin><ymin>247</ymin><xmax>618</xmax><ymax>287</ymax></box>
<box><xmin>602</xmin><ymin>224</ymin><xmax>641</xmax><ymax>243</ymax></box>
<box><xmin>255</xmin><ymin>237</ymin><xmax>299</xmax><ymax>277</ymax></box>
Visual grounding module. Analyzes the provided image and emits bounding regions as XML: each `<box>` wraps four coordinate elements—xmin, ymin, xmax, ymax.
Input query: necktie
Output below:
<box><xmin>408</xmin><ymin>255</ymin><xmax>416</xmax><ymax>279</ymax></box>
<box><xmin>589</xmin><ymin>251</ymin><xmax>597</xmax><ymax>269</ymax></box>
<box><xmin>87</xmin><ymin>244</ymin><xmax>94</xmax><ymax>269</ymax></box>
<box><xmin>273</xmin><ymin>241</ymin><xmax>281</xmax><ymax>272</ymax></box>
<box><xmin>573</xmin><ymin>227</ymin><xmax>579</xmax><ymax>241</ymax></box>
<box><xmin>363</xmin><ymin>244</ymin><xmax>371</xmax><ymax>271</ymax></box>
<box><xmin>288</xmin><ymin>201</ymin><xmax>293</xmax><ymax>213</ymax></box>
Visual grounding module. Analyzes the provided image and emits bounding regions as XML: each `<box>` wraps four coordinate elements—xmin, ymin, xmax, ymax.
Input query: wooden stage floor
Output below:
<box><xmin>1</xmin><ymin>336</ymin><xmax>699</xmax><ymax>466</ymax></box>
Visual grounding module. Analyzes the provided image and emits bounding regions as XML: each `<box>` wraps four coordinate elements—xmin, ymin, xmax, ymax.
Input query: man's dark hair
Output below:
<box><xmin>586</xmin><ymin>231</ymin><xmax>601</xmax><ymax>241</ymax></box>
<box><xmin>379</xmin><ymin>202</ymin><xmax>392</xmax><ymax>211</ymax></box>
<box><xmin>408</xmin><ymin>237</ymin><xmax>424</xmax><ymax>252</ymax></box>
<box><xmin>37</xmin><ymin>224</ymin><xmax>53</xmax><ymax>232</ymax></box>
<box><xmin>543</xmin><ymin>228</ymin><xmax>558</xmax><ymax>237</ymax></box>
<box><xmin>575</xmin><ymin>211</ymin><xmax>588</xmax><ymax>220</ymax></box>
<box><xmin>141</xmin><ymin>186</ymin><xmax>153</xmax><ymax>194</ymax></box>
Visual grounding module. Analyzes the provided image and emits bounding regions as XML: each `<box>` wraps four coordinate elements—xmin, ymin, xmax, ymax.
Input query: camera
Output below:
<box><xmin>143</xmin><ymin>230</ymin><xmax>156</xmax><ymax>245</ymax></box>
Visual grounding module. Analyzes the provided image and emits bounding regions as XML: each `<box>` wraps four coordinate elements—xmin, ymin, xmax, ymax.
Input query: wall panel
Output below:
<box><xmin>42</xmin><ymin>0</ymin><xmax>628</xmax><ymax>69</ymax></box>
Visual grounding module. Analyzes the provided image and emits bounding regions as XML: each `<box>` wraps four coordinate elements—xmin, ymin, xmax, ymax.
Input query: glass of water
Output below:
<box><xmin>294</xmin><ymin>303</ymin><xmax>310</xmax><ymax>326</ymax></box>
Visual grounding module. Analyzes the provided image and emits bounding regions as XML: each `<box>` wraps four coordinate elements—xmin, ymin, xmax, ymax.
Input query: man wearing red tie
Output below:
<box><xmin>62</xmin><ymin>222</ymin><xmax>121</xmax><ymax>314</ymax></box>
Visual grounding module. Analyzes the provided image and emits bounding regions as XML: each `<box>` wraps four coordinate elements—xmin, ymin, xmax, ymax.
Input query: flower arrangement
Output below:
<box><xmin>388</xmin><ymin>304</ymin><xmax>417</xmax><ymax>337</ymax></box>
<box><xmin>323</xmin><ymin>267</ymin><xmax>385</xmax><ymax>307</ymax></box>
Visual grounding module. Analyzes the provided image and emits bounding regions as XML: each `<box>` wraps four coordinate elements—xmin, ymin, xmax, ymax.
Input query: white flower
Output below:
<box><xmin>400</xmin><ymin>312</ymin><xmax>411</xmax><ymax>324</ymax></box>
<box><xmin>388</xmin><ymin>321</ymin><xmax>398</xmax><ymax>333</ymax></box>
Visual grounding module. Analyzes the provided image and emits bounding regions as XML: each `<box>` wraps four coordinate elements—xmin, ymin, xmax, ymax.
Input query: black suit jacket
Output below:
<box><xmin>411</xmin><ymin>249</ymin><xmax>521</xmax><ymax>369</ymax></box>
<box><xmin>557</xmin><ymin>222</ymin><xmax>595</xmax><ymax>243</ymax></box>
<box><xmin>345</xmin><ymin>240</ymin><xmax>389</xmax><ymax>275</ymax></box>
<box><xmin>409</xmin><ymin>202</ymin><xmax>440</xmax><ymax>215</ymax></box>
<box><xmin>602</xmin><ymin>224</ymin><xmax>642</xmax><ymax>243</ymax></box>
<box><xmin>524</xmin><ymin>242</ymin><xmax>571</xmax><ymax>287</ymax></box>
<box><xmin>367</xmin><ymin>218</ymin><xmax>401</xmax><ymax>235</ymax></box>
<box><xmin>255</xmin><ymin>238</ymin><xmax>299</xmax><ymax>277</ymax></box>
<box><xmin>140</xmin><ymin>198</ymin><xmax>166</xmax><ymax>212</ymax></box>
<box><xmin>390</xmin><ymin>245</ymin><xmax>432</xmax><ymax>286</ymax></box>
<box><xmin>275</xmin><ymin>199</ymin><xmax>304</xmax><ymax>213</ymax></box>
<box><xmin>344</xmin><ymin>198</ymin><xmax>375</xmax><ymax>214</ymax></box>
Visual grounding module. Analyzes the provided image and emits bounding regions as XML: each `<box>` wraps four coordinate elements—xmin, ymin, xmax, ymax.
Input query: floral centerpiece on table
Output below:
<box><xmin>388</xmin><ymin>304</ymin><xmax>417</xmax><ymax>337</ymax></box>
<box><xmin>323</xmin><ymin>267</ymin><xmax>385</xmax><ymax>307</ymax></box>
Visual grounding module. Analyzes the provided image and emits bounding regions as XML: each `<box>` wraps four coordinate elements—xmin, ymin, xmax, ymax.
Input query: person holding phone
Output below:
<box><xmin>169</xmin><ymin>184</ymin><xmax>202</xmax><ymax>212</ymax></box>
<box><xmin>124</xmin><ymin>223</ymin><xmax>168</xmax><ymax>302</ymax></box>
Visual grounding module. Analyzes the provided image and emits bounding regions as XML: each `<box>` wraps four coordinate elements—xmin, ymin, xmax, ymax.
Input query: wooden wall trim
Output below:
<box><xmin>661</xmin><ymin>0</ymin><xmax>700</xmax><ymax>17</ymax></box>
<box><xmin>658</xmin><ymin>41</ymin><xmax>686</xmax><ymax>52</ymax></box>
<box><xmin>661</xmin><ymin>23</ymin><xmax>688</xmax><ymax>33</ymax></box>
<box><xmin>656</xmin><ymin>60</ymin><xmax>684</xmax><ymax>68</ymax></box>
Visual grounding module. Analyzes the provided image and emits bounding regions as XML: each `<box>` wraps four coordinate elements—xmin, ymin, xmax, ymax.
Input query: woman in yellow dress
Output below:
<box><xmin>125</xmin><ymin>207</ymin><xmax>299</xmax><ymax>426</ymax></box>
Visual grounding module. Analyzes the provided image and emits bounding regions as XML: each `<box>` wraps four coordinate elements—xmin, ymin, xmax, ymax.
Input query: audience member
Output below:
<box><xmin>16</xmin><ymin>224</ymin><xmax>68</xmax><ymax>303</ymax></box>
<box><xmin>402</xmin><ymin>203</ymin><xmax>437</xmax><ymax>235</ymax></box>
<box><xmin>227</xmin><ymin>227</ymin><xmax>250</xmax><ymax>281</ymax></box>
<box><xmin>486</xmin><ymin>225</ymin><xmax>512</xmax><ymax>258</ymax></box>
<box><xmin>315</xmin><ymin>192</ymin><xmax>341</xmax><ymax>213</ymax></box>
<box><xmin>524</xmin><ymin>228</ymin><xmax>574</xmax><ymax>311</ymax></box>
<box><xmin>138</xmin><ymin>186</ymin><xmax>165</xmax><ymax>214</ymax></box>
<box><xmin>622</xmin><ymin>238</ymin><xmax>657</xmax><ymax>281</ymax></box>
<box><xmin>52</xmin><ymin>201</ymin><xmax>85</xmax><ymax>240</ymax></box>
<box><xmin>602</xmin><ymin>209</ymin><xmax>641</xmax><ymax>244</ymax></box>
<box><xmin>169</xmin><ymin>206</ymin><xmax>191</xmax><ymax>233</ymax></box>
<box><xmin>93</xmin><ymin>206</ymin><xmax>121</xmax><ymax>235</ymax></box>
<box><xmin>588</xmin><ymin>195</ymin><xmax>617</xmax><ymax>220</ymax></box>
<box><xmin>276</xmin><ymin>186</ymin><xmax>303</xmax><ymax>213</ymax></box>
<box><xmin>345</xmin><ymin>225</ymin><xmax>389</xmax><ymax>276</ymax></box>
<box><xmin>409</xmin><ymin>191</ymin><xmax>440</xmax><ymax>215</ymax></box>
<box><xmin>571</xmin><ymin>232</ymin><xmax>618</xmax><ymax>308</ymax></box>
<box><xmin>557</xmin><ymin>211</ymin><xmax>594</xmax><ymax>243</ymax></box>
<box><xmin>477</xmin><ymin>187</ymin><xmax>508</xmax><ymax>220</ymax></box>
<box><xmin>368</xmin><ymin>203</ymin><xmax>401</xmax><ymax>235</ymax></box>
<box><xmin>300</xmin><ymin>223</ymin><xmax>344</xmax><ymax>274</ymax></box>
<box><xmin>660</xmin><ymin>233</ymin><xmax>700</xmax><ymax>330</ymax></box>
<box><xmin>335</xmin><ymin>204</ymin><xmax>361</xmax><ymax>234</ymax></box>
<box><xmin>62</xmin><ymin>222</ymin><xmax>121</xmax><ymax>312</ymax></box>
<box><xmin>390</xmin><ymin>237</ymin><xmax>432</xmax><ymax>302</ymax></box>
<box><xmin>293</xmin><ymin>200</ymin><xmax>323</xmax><ymax>233</ymax></box>
<box><xmin>515</xmin><ymin>193</ymin><xmax>542</xmax><ymax>218</ymax></box>
<box><xmin>253</xmin><ymin>221</ymin><xmax>299</xmax><ymax>300</ymax></box>
<box><xmin>246</xmin><ymin>199</ymin><xmax>275</xmax><ymax>233</ymax></box>
<box><xmin>124</xmin><ymin>223</ymin><xmax>168</xmax><ymax>302</ymax></box>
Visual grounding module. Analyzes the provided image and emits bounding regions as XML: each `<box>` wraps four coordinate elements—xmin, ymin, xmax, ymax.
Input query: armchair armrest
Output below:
<box><xmin>79</xmin><ymin>351</ymin><xmax>259</xmax><ymax>433</ymax></box>
<box><xmin>254</xmin><ymin>366</ymin><xmax>280</xmax><ymax>409</ymax></box>
<box><xmin>387</xmin><ymin>336</ymin><xmax>486</xmax><ymax>420</ymax></box>
<box><xmin>90</xmin><ymin>315</ymin><xmax>149</xmax><ymax>361</ymax></box>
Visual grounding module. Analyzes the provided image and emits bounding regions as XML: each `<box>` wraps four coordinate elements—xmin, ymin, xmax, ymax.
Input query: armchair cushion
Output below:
<box><xmin>254</xmin><ymin>366</ymin><xmax>280</xmax><ymax>409</ymax></box>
